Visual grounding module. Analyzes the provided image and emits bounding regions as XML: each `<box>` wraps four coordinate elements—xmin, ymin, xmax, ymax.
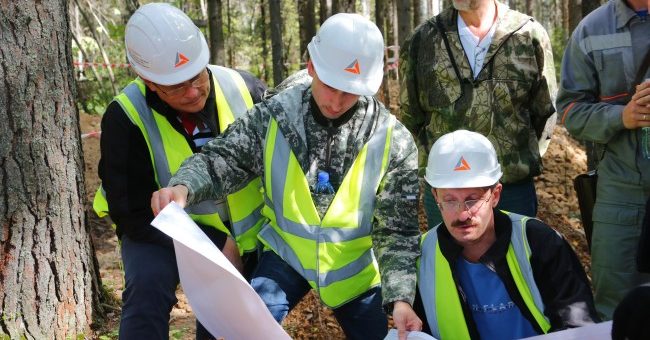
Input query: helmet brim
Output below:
<box><xmin>425</xmin><ymin>167</ymin><xmax>502</xmax><ymax>189</ymax></box>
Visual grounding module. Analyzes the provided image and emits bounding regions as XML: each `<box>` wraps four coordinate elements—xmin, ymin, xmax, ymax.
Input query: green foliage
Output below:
<box><xmin>75</xmin><ymin>69</ymin><xmax>132</xmax><ymax>116</ymax></box>
<box><xmin>169</xmin><ymin>326</ymin><xmax>191</xmax><ymax>339</ymax></box>
<box><xmin>71</xmin><ymin>2</ymin><xmax>133</xmax><ymax>116</ymax></box>
<box><xmin>550</xmin><ymin>27</ymin><xmax>568</xmax><ymax>80</ymax></box>
<box><xmin>97</xmin><ymin>328</ymin><xmax>119</xmax><ymax>340</ymax></box>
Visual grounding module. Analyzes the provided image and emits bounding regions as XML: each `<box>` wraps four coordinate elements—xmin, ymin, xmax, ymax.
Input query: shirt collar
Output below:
<box><xmin>456</xmin><ymin>1</ymin><xmax>504</xmax><ymax>37</ymax></box>
<box><xmin>616</xmin><ymin>0</ymin><xmax>641</xmax><ymax>29</ymax></box>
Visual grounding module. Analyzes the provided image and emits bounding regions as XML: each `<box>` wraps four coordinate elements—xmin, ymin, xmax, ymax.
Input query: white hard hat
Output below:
<box><xmin>425</xmin><ymin>130</ymin><xmax>503</xmax><ymax>188</ymax></box>
<box><xmin>307</xmin><ymin>13</ymin><xmax>384</xmax><ymax>96</ymax></box>
<box><xmin>125</xmin><ymin>3</ymin><xmax>209</xmax><ymax>86</ymax></box>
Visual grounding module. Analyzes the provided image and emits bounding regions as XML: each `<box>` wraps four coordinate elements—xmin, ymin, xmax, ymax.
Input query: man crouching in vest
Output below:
<box><xmin>409</xmin><ymin>130</ymin><xmax>600</xmax><ymax>339</ymax></box>
<box><xmin>94</xmin><ymin>3</ymin><xmax>267</xmax><ymax>339</ymax></box>
<box><xmin>151</xmin><ymin>13</ymin><xmax>423</xmax><ymax>340</ymax></box>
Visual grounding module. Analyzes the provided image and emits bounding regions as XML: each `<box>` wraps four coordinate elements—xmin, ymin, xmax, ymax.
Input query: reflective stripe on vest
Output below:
<box><xmin>93</xmin><ymin>66</ymin><xmax>264</xmax><ymax>251</ymax></box>
<box><xmin>418</xmin><ymin>212</ymin><xmax>551</xmax><ymax>339</ymax></box>
<box><xmin>258</xmin><ymin>109</ymin><xmax>395</xmax><ymax>308</ymax></box>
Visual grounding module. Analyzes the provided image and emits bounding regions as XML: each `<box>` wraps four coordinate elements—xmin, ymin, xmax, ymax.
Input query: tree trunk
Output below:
<box><xmin>226</xmin><ymin>0</ymin><xmax>234</xmax><ymax>67</ymax></box>
<box><xmin>269</xmin><ymin>0</ymin><xmax>285</xmax><ymax>86</ymax></box>
<box><xmin>387</xmin><ymin>0</ymin><xmax>397</xmax><ymax>57</ymax></box>
<box><xmin>396</xmin><ymin>0</ymin><xmax>412</xmax><ymax>46</ymax></box>
<box><xmin>320</xmin><ymin>0</ymin><xmax>332</xmax><ymax>23</ymax></box>
<box><xmin>337</xmin><ymin>0</ymin><xmax>355</xmax><ymax>12</ymax></box>
<box><xmin>414</xmin><ymin>0</ymin><xmax>429</xmax><ymax>27</ymax></box>
<box><xmin>525</xmin><ymin>0</ymin><xmax>534</xmax><ymax>15</ymax></box>
<box><xmin>582</xmin><ymin>0</ymin><xmax>602</xmax><ymax>21</ymax></box>
<box><xmin>375</xmin><ymin>0</ymin><xmax>389</xmax><ymax>105</ymax></box>
<box><xmin>360</xmin><ymin>0</ymin><xmax>371</xmax><ymax>18</ymax></box>
<box><xmin>375</xmin><ymin>0</ymin><xmax>386</xmax><ymax>41</ymax></box>
<box><xmin>432</xmin><ymin>0</ymin><xmax>441</xmax><ymax>16</ymax></box>
<box><xmin>260</xmin><ymin>0</ymin><xmax>270</xmax><ymax>83</ymax></box>
<box><xmin>0</xmin><ymin>1</ymin><xmax>101</xmax><ymax>338</ymax></box>
<box><xmin>567</xmin><ymin>0</ymin><xmax>582</xmax><ymax>34</ymax></box>
<box><xmin>298</xmin><ymin>0</ymin><xmax>316</xmax><ymax>60</ymax></box>
<box><xmin>208</xmin><ymin>0</ymin><xmax>226</xmax><ymax>65</ymax></box>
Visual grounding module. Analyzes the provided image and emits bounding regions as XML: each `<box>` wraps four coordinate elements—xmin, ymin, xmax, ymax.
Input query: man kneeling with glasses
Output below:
<box><xmin>405</xmin><ymin>130</ymin><xmax>600</xmax><ymax>339</ymax></box>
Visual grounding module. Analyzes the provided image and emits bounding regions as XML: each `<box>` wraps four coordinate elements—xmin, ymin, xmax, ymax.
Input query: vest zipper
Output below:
<box><xmin>325</xmin><ymin>120</ymin><xmax>334</xmax><ymax>173</ymax></box>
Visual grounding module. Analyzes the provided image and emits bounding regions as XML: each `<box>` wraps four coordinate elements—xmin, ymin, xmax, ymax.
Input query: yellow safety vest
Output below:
<box><xmin>258</xmin><ymin>111</ymin><xmax>395</xmax><ymax>308</ymax></box>
<box><xmin>417</xmin><ymin>212</ymin><xmax>552</xmax><ymax>339</ymax></box>
<box><xmin>93</xmin><ymin>65</ymin><xmax>265</xmax><ymax>253</ymax></box>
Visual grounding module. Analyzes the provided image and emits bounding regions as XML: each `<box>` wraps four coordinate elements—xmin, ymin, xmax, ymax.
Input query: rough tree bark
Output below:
<box><xmin>319</xmin><ymin>0</ymin><xmax>332</xmax><ymax>24</ymax></box>
<box><xmin>336</xmin><ymin>0</ymin><xmax>356</xmax><ymax>12</ymax></box>
<box><xmin>260</xmin><ymin>0</ymin><xmax>270</xmax><ymax>83</ymax></box>
<box><xmin>0</xmin><ymin>0</ymin><xmax>101</xmax><ymax>339</ymax></box>
<box><xmin>298</xmin><ymin>0</ymin><xmax>316</xmax><ymax>59</ymax></box>
<box><xmin>375</xmin><ymin>0</ymin><xmax>390</xmax><ymax>106</ymax></box>
<box><xmin>582</xmin><ymin>0</ymin><xmax>602</xmax><ymax>18</ymax></box>
<box><xmin>414</xmin><ymin>0</ymin><xmax>429</xmax><ymax>27</ymax></box>
<box><xmin>208</xmin><ymin>0</ymin><xmax>226</xmax><ymax>65</ymax></box>
<box><xmin>269</xmin><ymin>0</ymin><xmax>285</xmax><ymax>86</ymax></box>
<box><xmin>396</xmin><ymin>0</ymin><xmax>412</xmax><ymax>46</ymax></box>
<box><xmin>525</xmin><ymin>0</ymin><xmax>534</xmax><ymax>16</ymax></box>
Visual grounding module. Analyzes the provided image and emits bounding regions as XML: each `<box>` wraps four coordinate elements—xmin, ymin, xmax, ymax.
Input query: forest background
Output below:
<box><xmin>0</xmin><ymin>0</ymin><xmax>606</xmax><ymax>339</ymax></box>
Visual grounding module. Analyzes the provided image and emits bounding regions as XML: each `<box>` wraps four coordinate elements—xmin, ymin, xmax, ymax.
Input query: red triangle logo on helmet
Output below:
<box><xmin>344</xmin><ymin>59</ymin><xmax>361</xmax><ymax>74</ymax></box>
<box><xmin>453</xmin><ymin>156</ymin><xmax>471</xmax><ymax>171</ymax></box>
<box><xmin>175</xmin><ymin>52</ymin><xmax>190</xmax><ymax>68</ymax></box>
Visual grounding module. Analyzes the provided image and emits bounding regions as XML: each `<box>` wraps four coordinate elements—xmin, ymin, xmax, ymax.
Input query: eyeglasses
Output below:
<box><xmin>438</xmin><ymin>190</ymin><xmax>493</xmax><ymax>214</ymax></box>
<box><xmin>154</xmin><ymin>70</ymin><xmax>209</xmax><ymax>97</ymax></box>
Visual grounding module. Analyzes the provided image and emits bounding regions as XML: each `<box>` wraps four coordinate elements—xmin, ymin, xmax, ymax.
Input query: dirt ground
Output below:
<box><xmin>81</xmin><ymin>110</ymin><xmax>591</xmax><ymax>339</ymax></box>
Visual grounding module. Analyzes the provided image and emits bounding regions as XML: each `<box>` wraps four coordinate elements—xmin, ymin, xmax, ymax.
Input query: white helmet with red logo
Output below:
<box><xmin>125</xmin><ymin>2</ymin><xmax>209</xmax><ymax>86</ymax></box>
<box><xmin>307</xmin><ymin>13</ymin><xmax>384</xmax><ymax>96</ymax></box>
<box><xmin>425</xmin><ymin>130</ymin><xmax>503</xmax><ymax>188</ymax></box>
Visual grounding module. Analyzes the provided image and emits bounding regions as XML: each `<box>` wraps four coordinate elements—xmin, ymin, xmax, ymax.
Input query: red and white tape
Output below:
<box><xmin>74</xmin><ymin>61</ymin><xmax>130</xmax><ymax>68</ymax></box>
<box><xmin>81</xmin><ymin>131</ymin><xmax>101</xmax><ymax>139</ymax></box>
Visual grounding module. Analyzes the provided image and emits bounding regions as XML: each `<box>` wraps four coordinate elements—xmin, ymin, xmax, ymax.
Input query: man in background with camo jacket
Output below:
<box><xmin>399</xmin><ymin>0</ymin><xmax>557</xmax><ymax>228</ymax></box>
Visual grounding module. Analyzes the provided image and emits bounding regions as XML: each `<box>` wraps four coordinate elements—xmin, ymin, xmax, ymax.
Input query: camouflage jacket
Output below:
<box><xmin>169</xmin><ymin>77</ymin><xmax>421</xmax><ymax>306</ymax></box>
<box><xmin>399</xmin><ymin>2</ymin><xmax>557</xmax><ymax>183</ymax></box>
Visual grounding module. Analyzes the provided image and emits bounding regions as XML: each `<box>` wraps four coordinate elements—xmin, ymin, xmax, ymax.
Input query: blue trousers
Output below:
<box><xmin>250</xmin><ymin>251</ymin><xmax>388</xmax><ymax>340</ymax></box>
<box><xmin>119</xmin><ymin>234</ymin><xmax>216</xmax><ymax>340</ymax></box>
<box><xmin>423</xmin><ymin>178</ymin><xmax>538</xmax><ymax>229</ymax></box>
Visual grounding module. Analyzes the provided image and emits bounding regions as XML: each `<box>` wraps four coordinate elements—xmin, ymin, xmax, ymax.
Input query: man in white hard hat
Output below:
<box><xmin>150</xmin><ymin>13</ymin><xmax>422</xmax><ymax>339</ymax></box>
<box><xmin>408</xmin><ymin>130</ymin><xmax>599</xmax><ymax>339</ymax></box>
<box><xmin>93</xmin><ymin>3</ymin><xmax>267</xmax><ymax>339</ymax></box>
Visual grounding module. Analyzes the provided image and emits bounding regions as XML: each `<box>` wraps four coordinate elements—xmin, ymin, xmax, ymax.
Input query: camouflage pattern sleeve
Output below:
<box><xmin>529</xmin><ymin>21</ymin><xmax>558</xmax><ymax>151</ymax></box>
<box><xmin>399</xmin><ymin>29</ymin><xmax>431</xmax><ymax>175</ymax></box>
<box><xmin>168</xmin><ymin>105</ymin><xmax>269</xmax><ymax>205</ymax></box>
<box><xmin>371</xmin><ymin>120</ymin><xmax>421</xmax><ymax>306</ymax></box>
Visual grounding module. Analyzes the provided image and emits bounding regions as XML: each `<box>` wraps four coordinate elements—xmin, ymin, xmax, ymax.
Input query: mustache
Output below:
<box><xmin>451</xmin><ymin>219</ymin><xmax>473</xmax><ymax>227</ymax></box>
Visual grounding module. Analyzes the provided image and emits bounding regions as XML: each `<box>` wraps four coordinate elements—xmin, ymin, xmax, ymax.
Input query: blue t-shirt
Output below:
<box><xmin>456</xmin><ymin>258</ymin><xmax>538</xmax><ymax>340</ymax></box>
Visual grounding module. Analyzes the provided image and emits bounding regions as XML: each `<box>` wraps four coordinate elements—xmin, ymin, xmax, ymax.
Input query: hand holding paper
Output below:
<box><xmin>151</xmin><ymin>202</ymin><xmax>291</xmax><ymax>340</ymax></box>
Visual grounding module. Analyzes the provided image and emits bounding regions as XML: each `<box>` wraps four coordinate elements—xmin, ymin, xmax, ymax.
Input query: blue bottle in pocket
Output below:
<box><xmin>314</xmin><ymin>171</ymin><xmax>335</xmax><ymax>194</ymax></box>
